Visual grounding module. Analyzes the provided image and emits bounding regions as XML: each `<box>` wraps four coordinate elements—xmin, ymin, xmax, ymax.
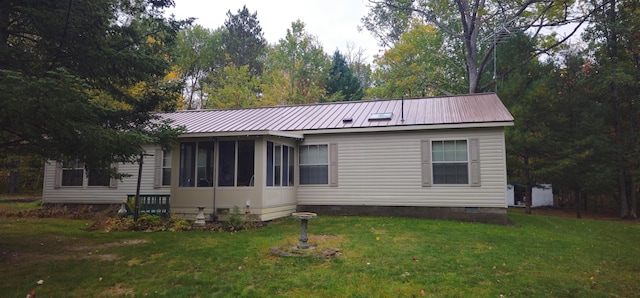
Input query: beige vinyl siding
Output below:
<box><xmin>297</xmin><ymin>128</ymin><xmax>508</xmax><ymax>208</ymax></box>
<box><xmin>42</xmin><ymin>145</ymin><xmax>170</xmax><ymax>204</ymax></box>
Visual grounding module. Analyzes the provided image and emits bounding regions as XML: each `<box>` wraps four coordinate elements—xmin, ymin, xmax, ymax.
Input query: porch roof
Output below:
<box><xmin>158</xmin><ymin>93</ymin><xmax>514</xmax><ymax>136</ymax></box>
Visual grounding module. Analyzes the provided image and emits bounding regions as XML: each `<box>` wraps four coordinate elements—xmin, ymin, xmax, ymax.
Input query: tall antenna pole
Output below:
<box><xmin>494</xmin><ymin>28</ymin><xmax>498</xmax><ymax>92</ymax></box>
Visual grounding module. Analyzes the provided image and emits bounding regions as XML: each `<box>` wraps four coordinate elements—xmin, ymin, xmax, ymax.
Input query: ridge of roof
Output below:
<box><xmin>159</xmin><ymin>93</ymin><xmax>501</xmax><ymax>114</ymax></box>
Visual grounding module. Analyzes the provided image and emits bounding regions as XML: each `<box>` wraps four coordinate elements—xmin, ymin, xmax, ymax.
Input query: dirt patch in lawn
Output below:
<box><xmin>0</xmin><ymin>203</ymin><xmax>120</xmax><ymax>220</ymax></box>
<box><xmin>3</xmin><ymin>239</ymin><xmax>148</xmax><ymax>263</ymax></box>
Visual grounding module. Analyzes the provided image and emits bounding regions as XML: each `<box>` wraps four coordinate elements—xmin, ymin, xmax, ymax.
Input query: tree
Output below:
<box><xmin>371</xmin><ymin>21</ymin><xmax>464</xmax><ymax>98</ymax></box>
<box><xmin>221</xmin><ymin>5</ymin><xmax>267</xmax><ymax>78</ymax></box>
<box><xmin>544</xmin><ymin>51</ymin><xmax>614</xmax><ymax>218</ymax></box>
<box><xmin>204</xmin><ymin>63</ymin><xmax>261</xmax><ymax>109</ymax></box>
<box><xmin>326</xmin><ymin>50</ymin><xmax>364</xmax><ymax>101</ymax></box>
<box><xmin>498</xmin><ymin>32</ymin><xmax>559</xmax><ymax>214</ymax></box>
<box><xmin>583</xmin><ymin>0</ymin><xmax>640</xmax><ymax>218</ymax></box>
<box><xmin>174</xmin><ymin>25</ymin><xmax>225</xmax><ymax>110</ymax></box>
<box><xmin>262</xmin><ymin>20</ymin><xmax>329</xmax><ymax>105</ymax></box>
<box><xmin>0</xmin><ymin>0</ymin><xmax>186</xmax><ymax>175</ymax></box>
<box><xmin>345</xmin><ymin>43</ymin><xmax>373</xmax><ymax>96</ymax></box>
<box><xmin>363</xmin><ymin>0</ymin><xmax>595</xmax><ymax>94</ymax></box>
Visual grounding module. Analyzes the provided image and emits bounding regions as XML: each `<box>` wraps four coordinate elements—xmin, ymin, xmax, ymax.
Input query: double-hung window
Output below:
<box><xmin>299</xmin><ymin>144</ymin><xmax>329</xmax><ymax>185</ymax></box>
<box><xmin>162</xmin><ymin>150</ymin><xmax>171</xmax><ymax>186</ymax></box>
<box><xmin>432</xmin><ymin>140</ymin><xmax>469</xmax><ymax>184</ymax></box>
<box><xmin>267</xmin><ymin>141</ymin><xmax>294</xmax><ymax>186</ymax></box>
<box><xmin>87</xmin><ymin>168</ymin><xmax>110</xmax><ymax>186</ymax></box>
<box><xmin>61</xmin><ymin>159</ymin><xmax>84</xmax><ymax>186</ymax></box>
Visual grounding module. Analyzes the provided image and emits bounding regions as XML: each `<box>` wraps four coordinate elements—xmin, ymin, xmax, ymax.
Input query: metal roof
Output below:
<box><xmin>158</xmin><ymin>93</ymin><xmax>514</xmax><ymax>136</ymax></box>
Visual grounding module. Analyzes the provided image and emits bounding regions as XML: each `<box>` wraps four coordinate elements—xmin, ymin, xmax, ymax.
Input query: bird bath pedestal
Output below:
<box><xmin>194</xmin><ymin>206</ymin><xmax>206</xmax><ymax>227</ymax></box>
<box><xmin>291</xmin><ymin>212</ymin><xmax>317</xmax><ymax>249</ymax></box>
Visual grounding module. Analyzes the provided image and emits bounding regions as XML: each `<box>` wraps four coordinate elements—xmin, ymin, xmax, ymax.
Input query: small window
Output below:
<box><xmin>267</xmin><ymin>141</ymin><xmax>294</xmax><ymax>187</ymax></box>
<box><xmin>87</xmin><ymin>168</ymin><xmax>110</xmax><ymax>186</ymax></box>
<box><xmin>432</xmin><ymin>140</ymin><xmax>468</xmax><ymax>184</ymax></box>
<box><xmin>162</xmin><ymin>150</ymin><xmax>172</xmax><ymax>186</ymax></box>
<box><xmin>61</xmin><ymin>159</ymin><xmax>84</xmax><ymax>186</ymax></box>
<box><xmin>299</xmin><ymin>144</ymin><xmax>329</xmax><ymax>185</ymax></box>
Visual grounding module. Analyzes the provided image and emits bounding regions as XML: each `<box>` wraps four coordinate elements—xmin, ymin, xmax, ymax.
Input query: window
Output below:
<box><xmin>61</xmin><ymin>159</ymin><xmax>84</xmax><ymax>186</ymax></box>
<box><xmin>267</xmin><ymin>141</ymin><xmax>294</xmax><ymax>187</ymax></box>
<box><xmin>87</xmin><ymin>168</ymin><xmax>110</xmax><ymax>186</ymax></box>
<box><xmin>179</xmin><ymin>141</ymin><xmax>214</xmax><ymax>187</ymax></box>
<box><xmin>162</xmin><ymin>150</ymin><xmax>171</xmax><ymax>186</ymax></box>
<box><xmin>432</xmin><ymin>140</ymin><xmax>468</xmax><ymax>184</ymax></box>
<box><xmin>218</xmin><ymin>140</ymin><xmax>255</xmax><ymax>187</ymax></box>
<box><xmin>299</xmin><ymin>144</ymin><xmax>328</xmax><ymax>185</ymax></box>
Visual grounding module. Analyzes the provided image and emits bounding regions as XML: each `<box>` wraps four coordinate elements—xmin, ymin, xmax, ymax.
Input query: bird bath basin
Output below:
<box><xmin>291</xmin><ymin>212</ymin><xmax>317</xmax><ymax>249</ymax></box>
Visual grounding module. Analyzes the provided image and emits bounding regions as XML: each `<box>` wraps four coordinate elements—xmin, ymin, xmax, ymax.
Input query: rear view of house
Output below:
<box><xmin>43</xmin><ymin>93</ymin><xmax>514</xmax><ymax>224</ymax></box>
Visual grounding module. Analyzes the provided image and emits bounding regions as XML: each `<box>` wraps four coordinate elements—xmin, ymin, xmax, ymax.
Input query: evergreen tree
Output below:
<box><xmin>0</xmin><ymin>0</ymin><xmax>187</xmax><ymax>174</ymax></box>
<box><xmin>221</xmin><ymin>5</ymin><xmax>267</xmax><ymax>78</ymax></box>
<box><xmin>326</xmin><ymin>50</ymin><xmax>364</xmax><ymax>101</ymax></box>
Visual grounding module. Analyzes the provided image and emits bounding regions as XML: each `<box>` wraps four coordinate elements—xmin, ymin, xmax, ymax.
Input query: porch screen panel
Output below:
<box><xmin>274</xmin><ymin>144</ymin><xmax>281</xmax><ymax>186</ymax></box>
<box><xmin>237</xmin><ymin>140</ymin><xmax>255</xmax><ymax>187</ymax></box>
<box><xmin>266</xmin><ymin>141</ymin><xmax>274</xmax><ymax>186</ymax></box>
<box><xmin>288</xmin><ymin>147</ymin><xmax>295</xmax><ymax>186</ymax></box>
<box><xmin>218</xmin><ymin>141</ymin><xmax>235</xmax><ymax>186</ymax></box>
<box><xmin>282</xmin><ymin>145</ymin><xmax>289</xmax><ymax>186</ymax></box>
<box><xmin>197</xmin><ymin>141</ymin><xmax>214</xmax><ymax>187</ymax></box>
<box><xmin>179</xmin><ymin>142</ymin><xmax>196</xmax><ymax>187</ymax></box>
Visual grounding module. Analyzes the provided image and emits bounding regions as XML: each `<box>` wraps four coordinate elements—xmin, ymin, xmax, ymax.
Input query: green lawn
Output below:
<box><xmin>0</xmin><ymin>195</ymin><xmax>42</xmax><ymax>211</ymax></box>
<box><xmin>1</xmin><ymin>212</ymin><xmax>638</xmax><ymax>297</ymax></box>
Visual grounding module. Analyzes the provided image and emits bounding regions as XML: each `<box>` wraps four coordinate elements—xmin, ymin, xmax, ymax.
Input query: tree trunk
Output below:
<box><xmin>575</xmin><ymin>189</ymin><xmax>582</xmax><ymax>219</ymax></box>
<box><xmin>523</xmin><ymin>154</ymin><xmax>532</xmax><ymax>214</ymax></box>
<box><xmin>630</xmin><ymin>178</ymin><xmax>638</xmax><ymax>219</ymax></box>
<box><xmin>605</xmin><ymin>0</ymin><xmax>630</xmax><ymax>218</ymax></box>
<box><xmin>525</xmin><ymin>185</ymin><xmax>533</xmax><ymax>215</ymax></box>
<box><xmin>8</xmin><ymin>171</ymin><xmax>19</xmax><ymax>194</ymax></box>
<box><xmin>0</xmin><ymin>1</ymin><xmax>10</xmax><ymax>68</ymax></box>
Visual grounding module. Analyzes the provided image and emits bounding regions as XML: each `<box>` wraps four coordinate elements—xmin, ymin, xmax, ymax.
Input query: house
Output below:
<box><xmin>42</xmin><ymin>93</ymin><xmax>514</xmax><ymax>224</ymax></box>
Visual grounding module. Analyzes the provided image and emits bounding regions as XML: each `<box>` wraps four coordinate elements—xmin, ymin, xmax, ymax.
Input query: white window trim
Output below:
<box><xmin>299</xmin><ymin>143</ymin><xmax>337</xmax><ymax>186</ymax></box>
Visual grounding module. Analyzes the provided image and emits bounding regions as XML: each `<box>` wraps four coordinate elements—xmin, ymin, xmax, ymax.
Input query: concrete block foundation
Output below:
<box><xmin>296</xmin><ymin>205</ymin><xmax>508</xmax><ymax>225</ymax></box>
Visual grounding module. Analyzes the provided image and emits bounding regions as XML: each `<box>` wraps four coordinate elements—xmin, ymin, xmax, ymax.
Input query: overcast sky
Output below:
<box><xmin>165</xmin><ymin>0</ymin><xmax>382</xmax><ymax>63</ymax></box>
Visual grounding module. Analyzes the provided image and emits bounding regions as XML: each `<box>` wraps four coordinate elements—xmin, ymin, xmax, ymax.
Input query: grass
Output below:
<box><xmin>0</xmin><ymin>194</ymin><xmax>42</xmax><ymax>211</ymax></box>
<box><xmin>1</xmin><ymin>211</ymin><xmax>639</xmax><ymax>297</ymax></box>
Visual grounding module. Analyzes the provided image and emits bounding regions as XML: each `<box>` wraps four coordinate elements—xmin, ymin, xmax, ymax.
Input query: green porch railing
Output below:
<box><xmin>126</xmin><ymin>194</ymin><xmax>170</xmax><ymax>217</ymax></box>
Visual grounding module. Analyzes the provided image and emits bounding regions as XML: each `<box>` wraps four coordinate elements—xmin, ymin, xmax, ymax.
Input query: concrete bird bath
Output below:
<box><xmin>291</xmin><ymin>212</ymin><xmax>317</xmax><ymax>249</ymax></box>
